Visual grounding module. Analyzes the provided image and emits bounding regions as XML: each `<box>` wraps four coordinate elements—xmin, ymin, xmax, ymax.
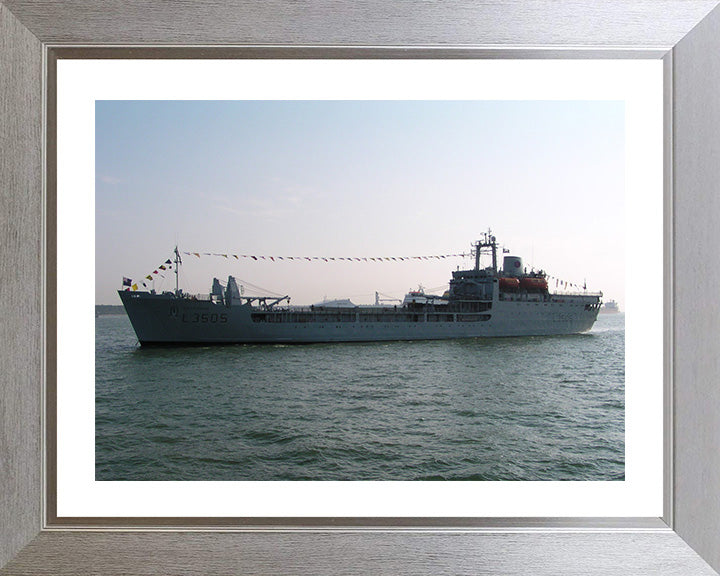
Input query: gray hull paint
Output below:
<box><xmin>118</xmin><ymin>291</ymin><xmax>600</xmax><ymax>344</ymax></box>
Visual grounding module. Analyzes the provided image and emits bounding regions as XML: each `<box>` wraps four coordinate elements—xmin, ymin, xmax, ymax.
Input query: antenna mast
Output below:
<box><xmin>474</xmin><ymin>231</ymin><xmax>498</xmax><ymax>273</ymax></box>
<box><xmin>174</xmin><ymin>246</ymin><xmax>182</xmax><ymax>296</ymax></box>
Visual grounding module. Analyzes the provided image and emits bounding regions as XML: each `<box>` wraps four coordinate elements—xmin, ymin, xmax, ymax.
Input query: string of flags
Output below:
<box><xmin>122</xmin><ymin>258</ymin><xmax>174</xmax><ymax>291</ymax></box>
<box><xmin>182</xmin><ymin>252</ymin><xmax>588</xmax><ymax>290</ymax></box>
<box><xmin>121</xmin><ymin>251</ymin><xmax>588</xmax><ymax>292</ymax></box>
<box><xmin>181</xmin><ymin>251</ymin><xmax>469</xmax><ymax>263</ymax></box>
<box><xmin>547</xmin><ymin>276</ymin><xmax>587</xmax><ymax>291</ymax></box>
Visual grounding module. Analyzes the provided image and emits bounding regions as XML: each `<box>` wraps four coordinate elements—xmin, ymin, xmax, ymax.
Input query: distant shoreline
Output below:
<box><xmin>96</xmin><ymin>304</ymin><xmax>124</xmax><ymax>316</ymax></box>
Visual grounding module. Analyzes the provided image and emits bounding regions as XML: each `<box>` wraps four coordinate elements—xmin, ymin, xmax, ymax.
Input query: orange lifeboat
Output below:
<box><xmin>519</xmin><ymin>277</ymin><xmax>548</xmax><ymax>292</ymax></box>
<box><xmin>499</xmin><ymin>277</ymin><xmax>520</xmax><ymax>291</ymax></box>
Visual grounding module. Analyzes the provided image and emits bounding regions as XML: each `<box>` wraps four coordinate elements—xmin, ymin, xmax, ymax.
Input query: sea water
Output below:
<box><xmin>95</xmin><ymin>313</ymin><xmax>624</xmax><ymax>481</ymax></box>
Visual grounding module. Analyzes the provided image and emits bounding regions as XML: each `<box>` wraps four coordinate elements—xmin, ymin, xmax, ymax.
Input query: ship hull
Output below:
<box><xmin>118</xmin><ymin>291</ymin><xmax>600</xmax><ymax>345</ymax></box>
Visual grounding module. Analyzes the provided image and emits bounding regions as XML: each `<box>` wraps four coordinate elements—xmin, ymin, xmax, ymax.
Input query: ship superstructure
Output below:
<box><xmin>118</xmin><ymin>233</ymin><xmax>602</xmax><ymax>345</ymax></box>
<box><xmin>599</xmin><ymin>299</ymin><xmax>620</xmax><ymax>313</ymax></box>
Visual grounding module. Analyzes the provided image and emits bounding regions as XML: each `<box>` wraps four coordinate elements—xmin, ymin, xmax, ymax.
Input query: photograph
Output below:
<box><xmin>95</xmin><ymin>99</ymin><xmax>625</xmax><ymax>482</ymax></box>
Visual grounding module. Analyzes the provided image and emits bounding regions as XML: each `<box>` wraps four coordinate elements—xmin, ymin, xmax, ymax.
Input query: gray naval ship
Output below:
<box><xmin>118</xmin><ymin>233</ymin><xmax>602</xmax><ymax>345</ymax></box>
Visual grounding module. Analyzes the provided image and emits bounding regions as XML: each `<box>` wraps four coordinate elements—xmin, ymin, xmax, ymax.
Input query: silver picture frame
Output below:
<box><xmin>2</xmin><ymin>1</ymin><xmax>720</xmax><ymax>574</ymax></box>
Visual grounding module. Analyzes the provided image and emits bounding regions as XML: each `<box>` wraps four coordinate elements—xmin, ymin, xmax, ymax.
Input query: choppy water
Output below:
<box><xmin>96</xmin><ymin>313</ymin><xmax>624</xmax><ymax>481</ymax></box>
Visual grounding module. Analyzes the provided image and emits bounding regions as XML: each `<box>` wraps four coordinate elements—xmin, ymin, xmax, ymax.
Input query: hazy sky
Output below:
<box><xmin>96</xmin><ymin>100</ymin><xmax>624</xmax><ymax>306</ymax></box>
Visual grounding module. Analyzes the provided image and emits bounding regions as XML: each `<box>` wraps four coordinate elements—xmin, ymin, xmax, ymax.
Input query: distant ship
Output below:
<box><xmin>119</xmin><ymin>232</ymin><xmax>602</xmax><ymax>345</ymax></box>
<box><xmin>599</xmin><ymin>299</ymin><xmax>620</xmax><ymax>314</ymax></box>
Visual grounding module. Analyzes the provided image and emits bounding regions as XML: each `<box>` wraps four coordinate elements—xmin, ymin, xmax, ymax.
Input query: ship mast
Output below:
<box><xmin>474</xmin><ymin>231</ymin><xmax>498</xmax><ymax>274</ymax></box>
<box><xmin>174</xmin><ymin>245</ymin><xmax>182</xmax><ymax>296</ymax></box>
